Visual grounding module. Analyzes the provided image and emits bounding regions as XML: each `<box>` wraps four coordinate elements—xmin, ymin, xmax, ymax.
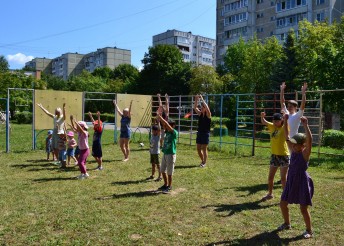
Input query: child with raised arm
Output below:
<box><xmin>73</xmin><ymin>118</ymin><xmax>90</xmax><ymax>179</ymax></box>
<box><xmin>66</xmin><ymin>131</ymin><xmax>78</xmax><ymax>166</ymax></box>
<box><xmin>193</xmin><ymin>94</ymin><xmax>211</xmax><ymax>167</ymax></box>
<box><xmin>157</xmin><ymin>93</ymin><xmax>169</xmax><ymax>147</ymax></box>
<box><xmin>45</xmin><ymin>130</ymin><xmax>53</xmax><ymax>160</ymax></box>
<box><xmin>260</xmin><ymin>112</ymin><xmax>289</xmax><ymax>201</ymax></box>
<box><xmin>156</xmin><ymin>108</ymin><xmax>178</xmax><ymax>194</ymax></box>
<box><xmin>113</xmin><ymin>99</ymin><xmax>132</xmax><ymax>161</ymax></box>
<box><xmin>147</xmin><ymin>122</ymin><xmax>162</xmax><ymax>182</ymax></box>
<box><xmin>280</xmin><ymin>82</ymin><xmax>307</xmax><ymax>137</ymax></box>
<box><xmin>37</xmin><ymin>103</ymin><xmax>66</xmax><ymax>161</ymax></box>
<box><xmin>278</xmin><ymin>115</ymin><xmax>314</xmax><ymax>239</ymax></box>
<box><xmin>57</xmin><ymin>126</ymin><xmax>67</xmax><ymax>168</ymax></box>
<box><xmin>88</xmin><ymin>111</ymin><xmax>103</xmax><ymax>170</ymax></box>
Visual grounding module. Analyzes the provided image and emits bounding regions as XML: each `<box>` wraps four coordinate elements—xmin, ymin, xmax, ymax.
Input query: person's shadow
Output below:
<box><xmin>111</xmin><ymin>178</ymin><xmax>148</xmax><ymax>185</ymax></box>
<box><xmin>232</xmin><ymin>182</ymin><xmax>281</xmax><ymax>197</ymax></box>
<box><xmin>204</xmin><ymin>229</ymin><xmax>304</xmax><ymax>245</ymax></box>
<box><xmin>203</xmin><ymin>200</ymin><xmax>277</xmax><ymax>217</ymax></box>
<box><xmin>96</xmin><ymin>190</ymin><xmax>160</xmax><ymax>200</ymax></box>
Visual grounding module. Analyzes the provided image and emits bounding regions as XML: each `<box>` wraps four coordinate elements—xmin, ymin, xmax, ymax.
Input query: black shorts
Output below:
<box><xmin>196</xmin><ymin>132</ymin><xmax>210</xmax><ymax>145</ymax></box>
<box><xmin>150</xmin><ymin>154</ymin><xmax>160</xmax><ymax>164</ymax></box>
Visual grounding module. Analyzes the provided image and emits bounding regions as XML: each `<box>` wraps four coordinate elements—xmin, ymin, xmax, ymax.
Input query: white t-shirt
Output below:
<box><xmin>282</xmin><ymin>104</ymin><xmax>304</xmax><ymax>137</ymax></box>
<box><xmin>53</xmin><ymin>115</ymin><xmax>65</xmax><ymax>133</ymax></box>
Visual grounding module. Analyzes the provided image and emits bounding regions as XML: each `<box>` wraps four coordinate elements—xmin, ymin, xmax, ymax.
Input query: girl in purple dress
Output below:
<box><xmin>278</xmin><ymin>115</ymin><xmax>314</xmax><ymax>239</ymax></box>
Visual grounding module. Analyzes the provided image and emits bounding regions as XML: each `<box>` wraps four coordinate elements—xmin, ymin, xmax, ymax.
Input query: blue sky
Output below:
<box><xmin>0</xmin><ymin>0</ymin><xmax>216</xmax><ymax>70</ymax></box>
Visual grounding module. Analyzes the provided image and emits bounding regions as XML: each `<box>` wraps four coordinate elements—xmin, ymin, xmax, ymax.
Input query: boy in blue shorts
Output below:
<box><xmin>147</xmin><ymin>124</ymin><xmax>162</xmax><ymax>182</ymax></box>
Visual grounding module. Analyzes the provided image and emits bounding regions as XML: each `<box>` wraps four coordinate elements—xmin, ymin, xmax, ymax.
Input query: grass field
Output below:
<box><xmin>0</xmin><ymin>124</ymin><xmax>343</xmax><ymax>245</ymax></box>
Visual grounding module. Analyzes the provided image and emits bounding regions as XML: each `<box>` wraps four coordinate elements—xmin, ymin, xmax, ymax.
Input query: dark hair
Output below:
<box><xmin>168</xmin><ymin>119</ymin><xmax>175</xmax><ymax>127</ymax></box>
<box><xmin>152</xmin><ymin>125</ymin><xmax>159</xmax><ymax>131</ymax></box>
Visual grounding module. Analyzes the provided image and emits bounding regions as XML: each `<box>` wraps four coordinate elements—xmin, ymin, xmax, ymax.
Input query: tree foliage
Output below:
<box><xmin>189</xmin><ymin>65</ymin><xmax>222</xmax><ymax>95</ymax></box>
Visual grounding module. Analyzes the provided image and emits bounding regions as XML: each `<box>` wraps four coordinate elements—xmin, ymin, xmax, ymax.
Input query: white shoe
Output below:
<box><xmin>84</xmin><ymin>173</ymin><xmax>90</xmax><ymax>178</ymax></box>
<box><xmin>77</xmin><ymin>173</ymin><xmax>89</xmax><ymax>179</ymax></box>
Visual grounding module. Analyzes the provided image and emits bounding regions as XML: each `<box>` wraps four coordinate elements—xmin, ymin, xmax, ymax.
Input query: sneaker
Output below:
<box><xmin>146</xmin><ymin>175</ymin><xmax>154</xmax><ymax>180</ymax></box>
<box><xmin>277</xmin><ymin>223</ymin><xmax>291</xmax><ymax>231</ymax></box>
<box><xmin>302</xmin><ymin>230</ymin><xmax>313</xmax><ymax>239</ymax></box>
<box><xmin>84</xmin><ymin>173</ymin><xmax>90</xmax><ymax>178</ymax></box>
<box><xmin>162</xmin><ymin>186</ymin><xmax>172</xmax><ymax>194</ymax></box>
<box><xmin>77</xmin><ymin>174</ymin><xmax>85</xmax><ymax>180</ymax></box>
<box><xmin>95</xmin><ymin>166</ymin><xmax>103</xmax><ymax>171</ymax></box>
<box><xmin>155</xmin><ymin>177</ymin><xmax>162</xmax><ymax>182</ymax></box>
<box><xmin>261</xmin><ymin>194</ymin><xmax>274</xmax><ymax>202</ymax></box>
<box><xmin>200</xmin><ymin>163</ymin><xmax>206</xmax><ymax>168</ymax></box>
<box><xmin>158</xmin><ymin>185</ymin><xmax>168</xmax><ymax>191</ymax></box>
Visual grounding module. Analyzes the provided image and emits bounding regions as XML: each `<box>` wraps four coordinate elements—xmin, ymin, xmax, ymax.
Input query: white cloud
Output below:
<box><xmin>6</xmin><ymin>53</ymin><xmax>34</xmax><ymax>65</ymax></box>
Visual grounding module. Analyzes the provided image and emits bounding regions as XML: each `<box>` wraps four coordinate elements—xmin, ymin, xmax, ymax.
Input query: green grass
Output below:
<box><xmin>0</xmin><ymin>125</ymin><xmax>343</xmax><ymax>245</ymax></box>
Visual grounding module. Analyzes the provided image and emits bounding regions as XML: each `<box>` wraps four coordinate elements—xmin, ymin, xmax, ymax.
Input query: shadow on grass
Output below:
<box><xmin>11</xmin><ymin>162</ymin><xmax>53</xmax><ymax>169</ymax></box>
<box><xmin>175</xmin><ymin>165</ymin><xmax>199</xmax><ymax>169</ymax></box>
<box><xmin>33</xmin><ymin>177</ymin><xmax>76</xmax><ymax>182</ymax></box>
<box><xmin>96</xmin><ymin>190</ymin><xmax>159</xmax><ymax>200</ymax></box>
<box><xmin>205</xmin><ymin>229</ymin><xmax>304</xmax><ymax>246</ymax></box>
<box><xmin>203</xmin><ymin>200</ymin><xmax>277</xmax><ymax>217</ymax></box>
<box><xmin>111</xmin><ymin>179</ymin><xmax>148</xmax><ymax>185</ymax></box>
<box><xmin>232</xmin><ymin>182</ymin><xmax>281</xmax><ymax>197</ymax></box>
<box><xmin>26</xmin><ymin>159</ymin><xmax>51</xmax><ymax>163</ymax></box>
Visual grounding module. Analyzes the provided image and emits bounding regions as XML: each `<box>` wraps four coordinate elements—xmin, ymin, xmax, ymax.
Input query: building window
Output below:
<box><xmin>276</xmin><ymin>0</ymin><xmax>306</xmax><ymax>12</ymax></box>
<box><xmin>223</xmin><ymin>0</ymin><xmax>248</xmax><ymax>13</ymax></box>
<box><xmin>316</xmin><ymin>11</ymin><xmax>325</xmax><ymax>22</ymax></box>
<box><xmin>257</xmin><ymin>13</ymin><xmax>264</xmax><ymax>18</ymax></box>
<box><xmin>257</xmin><ymin>0</ymin><xmax>263</xmax><ymax>3</ymax></box>
<box><xmin>224</xmin><ymin>12</ymin><xmax>248</xmax><ymax>26</ymax></box>
<box><xmin>316</xmin><ymin>0</ymin><xmax>325</xmax><ymax>5</ymax></box>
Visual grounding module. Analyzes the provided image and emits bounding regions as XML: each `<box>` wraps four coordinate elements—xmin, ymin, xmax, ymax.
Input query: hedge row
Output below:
<box><xmin>322</xmin><ymin>130</ymin><xmax>344</xmax><ymax>149</ymax></box>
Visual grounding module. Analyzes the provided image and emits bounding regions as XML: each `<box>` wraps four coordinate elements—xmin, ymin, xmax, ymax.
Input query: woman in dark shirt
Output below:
<box><xmin>193</xmin><ymin>95</ymin><xmax>211</xmax><ymax>167</ymax></box>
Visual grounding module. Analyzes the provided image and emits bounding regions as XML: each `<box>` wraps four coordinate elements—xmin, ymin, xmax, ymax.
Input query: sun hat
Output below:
<box><xmin>47</xmin><ymin>130</ymin><xmax>53</xmax><ymax>135</ymax></box>
<box><xmin>290</xmin><ymin>133</ymin><xmax>306</xmax><ymax>144</ymax></box>
<box><xmin>273</xmin><ymin>113</ymin><xmax>283</xmax><ymax>121</ymax></box>
<box><xmin>78</xmin><ymin>121</ymin><xmax>88</xmax><ymax>129</ymax></box>
<box><xmin>67</xmin><ymin>131</ymin><xmax>74</xmax><ymax>137</ymax></box>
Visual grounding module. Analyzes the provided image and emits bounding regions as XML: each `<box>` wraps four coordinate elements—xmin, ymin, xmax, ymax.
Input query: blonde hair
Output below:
<box><xmin>55</xmin><ymin>107</ymin><xmax>62</xmax><ymax>115</ymax></box>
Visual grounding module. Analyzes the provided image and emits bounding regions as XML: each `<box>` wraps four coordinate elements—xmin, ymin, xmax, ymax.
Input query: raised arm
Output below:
<box><xmin>62</xmin><ymin>103</ymin><xmax>66</xmax><ymax>121</ymax></box>
<box><xmin>73</xmin><ymin>119</ymin><xmax>87</xmax><ymax>135</ymax></box>
<box><xmin>301</xmin><ymin>116</ymin><xmax>312</xmax><ymax>161</ymax></box>
<box><xmin>113</xmin><ymin>100</ymin><xmax>123</xmax><ymax>116</ymax></box>
<box><xmin>128</xmin><ymin>100</ymin><xmax>133</xmax><ymax>118</ymax></box>
<box><xmin>88</xmin><ymin>112</ymin><xmax>95</xmax><ymax>123</ymax></box>
<box><xmin>157</xmin><ymin>107</ymin><xmax>173</xmax><ymax>132</ymax></box>
<box><xmin>199</xmin><ymin>95</ymin><xmax>211</xmax><ymax>118</ymax></box>
<box><xmin>37</xmin><ymin>103</ymin><xmax>54</xmax><ymax>118</ymax></box>
<box><xmin>280</xmin><ymin>82</ymin><xmax>287</xmax><ymax>112</ymax></box>
<box><xmin>284</xmin><ymin>114</ymin><xmax>292</xmax><ymax>150</ymax></box>
<box><xmin>260</xmin><ymin>112</ymin><xmax>268</xmax><ymax>126</ymax></box>
<box><xmin>69</xmin><ymin>115</ymin><xmax>77</xmax><ymax>132</ymax></box>
<box><xmin>164</xmin><ymin>93</ymin><xmax>169</xmax><ymax>116</ymax></box>
<box><xmin>193</xmin><ymin>95</ymin><xmax>201</xmax><ymax>116</ymax></box>
<box><xmin>300</xmin><ymin>82</ymin><xmax>307</xmax><ymax>111</ymax></box>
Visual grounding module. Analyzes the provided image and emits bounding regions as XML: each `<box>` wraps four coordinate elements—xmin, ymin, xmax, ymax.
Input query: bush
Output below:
<box><xmin>322</xmin><ymin>130</ymin><xmax>344</xmax><ymax>149</ymax></box>
<box><xmin>14</xmin><ymin>112</ymin><xmax>32</xmax><ymax>124</ymax></box>
<box><xmin>213</xmin><ymin>124</ymin><xmax>228</xmax><ymax>136</ymax></box>
<box><xmin>84</xmin><ymin>113</ymin><xmax>115</xmax><ymax>123</ymax></box>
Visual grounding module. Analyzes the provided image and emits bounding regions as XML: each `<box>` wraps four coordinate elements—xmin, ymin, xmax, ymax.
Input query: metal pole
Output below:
<box><xmin>235</xmin><ymin>95</ymin><xmax>238</xmax><ymax>156</ymax></box>
<box><xmin>6</xmin><ymin>89</ymin><xmax>10</xmax><ymax>153</ymax></box>
<box><xmin>252</xmin><ymin>94</ymin><xmax>256</xmax><ymax>156</ymax></box>
<box><xmin>178</xmin><ymin>95</ymin><xmax>181</xmax><ymax>144</ymax></box>
<box><xmin>114</xmin><ymin>94</ymin><xmax>117</xmax><ymax>144</ymax></box>
<box><xmin>318</xmin><ymin>93</ymin><xmax>323</xmax><ymax>159</ymax></box>
<box><xmin>190</xmin><ymin>95</ymin><xmax>194</xmax><ymax>146</ymax></box>
<box><xmin>220</xmin><ymin>95</ymin><xmax>223</xmax><ymax>151</ymax></box>
<box><xmin>32</xmin><ymin>89</ymin><xmax>35</xmax><ymax>150</ymax></box>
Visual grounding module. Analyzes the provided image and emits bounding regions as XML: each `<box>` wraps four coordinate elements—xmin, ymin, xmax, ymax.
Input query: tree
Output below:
<box><xmin>139</xmin><ymin>44</ymin><xmax>191</xmax><ymax>95</ymax></box>
<box><xmin>42</xmin><ymin>73</ymin><xmax>68</xmax><ymax>91</ymax></box>
<box><xmin>0</xmin><ymin>55</ymin><xmax>9</xmax><ymax>73</ymax></box>
<box><xmin>112</xmin><ymin>64</ymin><xmax>140</xmax><ymax>93</ymax></box>
<box><xmin>188</xmin><ymin>65</ymin><xmax>222</xmax><ymax>94</ymax></box>
<box><xmin>67</xmin><ymin>70</ymin><xmax>106</xmax><ymax>92</ymax></box>
<box><xmin>92</xmin><ymin>66</ymin><xmax>113</xmax><ymax>80</ymax></box>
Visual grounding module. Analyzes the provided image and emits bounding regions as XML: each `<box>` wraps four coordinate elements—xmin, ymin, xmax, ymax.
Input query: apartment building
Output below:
<box><xmin>25</xmin><ymin>57</ymin><xmax>52</xmax><ymax>74</ymax></box>
<box><xmin>216</xmin><ymin>0</ymin><xmax>344</xmax><ymax>66</ymax></box>
<box><xmin>51</xmin><ymin>53</ymin><xmax>85</xmax><ymax>80</ymax></box>
<box><xmin>26</xmin><ymin>47</ymin><xmax>131</xmax><ymax>80</ymax></box>
<box><xmin>83</xmin><ymin>47</ymin><xmax>131</xmax><ymax>73</ymax></box>
<box><xmin>153</xmin><ymin>29</ymin><xmax>216</xmax><ymax>67</ymax></box>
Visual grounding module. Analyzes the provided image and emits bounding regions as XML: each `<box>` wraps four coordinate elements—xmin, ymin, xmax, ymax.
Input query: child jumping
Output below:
<box><xmin>113</xmin><ymin>99</ymin><xmax>132</xmax><ymax>161</ymax></box>
<box><xmin>71</xmin><ymin>115</ymin><xmax>90</xmax><ymax>179</ymax></box>
<box><xmin>157</xmin><ymin>108</ymin><xmax>178</xmax><ymax>194</ymax></box>
<box><xmin>147</xmin><ymin>123</ymin><xmax>162</xmax><ymax>182</ymax></box>
<box><xmin>46</xmin><ymin>130</ymin><xmax>53</xmax><ymax>160</ymax></box>
<box><xmin>278</xmin><ymin>115</ymin><xmax>314</xmax><ymax>239</ymax></box>
<box><xmin>260</xmin><ymin>112</ymin><xmax>289</xmax><ymax>201</ymax></box>
<box><xmin>66</xmin><ymin>131</ymin><xmax>78</xmax><ymax>166</ymax></box>
<box><xmin>88</xmin><ymin>111</ymin><xmax>103</xmax><ymax>170</ymax></box>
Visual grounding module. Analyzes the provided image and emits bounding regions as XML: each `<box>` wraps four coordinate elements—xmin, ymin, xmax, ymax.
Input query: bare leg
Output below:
<box><xmin>119</xmin><ymin>138</ymin><xmax>126</xmax><ymax>159</ymax></box>
<box><xmin>280</xmin><ymin>200</ymin><xmax>290</xmax><ymax>225</ymax></box>
<box><xmin>280</xmin><ymin>166</ymin><xmax>289</xmax><ymax>190</ymax></box>
<box><xmin>123</xmin><ymin>138</ymin><xmax>130</xmax><ymax>160</ymax></box>
<box><xmin>162</xmin><ymin>172</ymin><xmax>167</xmax><ymax>186</ymax></box>
<box><xmin>197</xmin><ymin>144</ymin><xmax>204</xmax><ymax>163</ymax></box>
<box><xmin>168</xmin><ymin>174</ymin><xmax>172</xmax><ymax>187</ymax></box>
<box><xmin>300</xmin><ymin>205</ymin><xmax>312</xmax><ymax>233</ymax></box>
<box><xmin>151</xmin><ymin>164</ymin><xmax>155</xmax><ymax>176</ymax></box>
<box><xmin>201</xmin><ymin>144</ymin><xmax>208</xmax><ymax>164</ymax></box>
<box><xmin>267</xmin><ymin>166</ymin><xmax>278</xmax><ymax>196</ymax></box>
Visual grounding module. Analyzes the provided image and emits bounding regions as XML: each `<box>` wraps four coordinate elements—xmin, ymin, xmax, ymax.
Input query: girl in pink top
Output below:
<box><xmin>72</xmin><ymin>117</ymin><xmax>90</xmax><ymax>179</ymax></box>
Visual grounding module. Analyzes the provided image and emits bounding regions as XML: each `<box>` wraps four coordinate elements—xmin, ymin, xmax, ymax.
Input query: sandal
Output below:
<box><xmin>277</xmin><ymin>223</ymin><xmax>291</xmax><ymax>231</ymax></box>
<box><xmin>302</xmin><ymin>230</ymin><xmax>313</xmax><ymax>239</ymax></box>
<box><xmin>146</xmin><ymin>175</ymin><xmax>154</xmax><ymax>180</ymax></box>
<box><xmin>199</xmin><ymin>163</ymin><xmax>206</xmax><ymax>168</ymax></box>
<box><xmin>155</xmin><ymin>177</ymin><xmax>162</xmax><ymax>182</ymax></box>
<box><xmin>261</xmin><ymin>194</ymin><xmax>274</xmax><ymax>202</ymax></box>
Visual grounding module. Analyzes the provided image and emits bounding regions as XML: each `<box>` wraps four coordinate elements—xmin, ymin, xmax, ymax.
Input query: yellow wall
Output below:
<box><xmin>35</xmin><ymin>90</ymin><xmax>83</xmax><ymax>130</ymax></box>
<box><xmin>116</xmin><ymin>94</ymin><xmax>152</xmax><ymax>127</ymax></box>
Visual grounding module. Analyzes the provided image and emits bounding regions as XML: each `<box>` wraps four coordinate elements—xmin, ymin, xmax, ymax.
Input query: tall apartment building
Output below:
<box><xmin>26</xmin><ymin>47</ymin><xmax>131</xmax><ymax>80</ymax></box>
<box><xmin>25</xmin><ymin>57</ymin><xmax>52</xmax><ymax>74</ymax></box>
<box><xmin>153</xmin><ymin>29</ymin><xmax>216</xmax><ymax>67</ymax></box>
<box><xmin>51</xmin><ymin>53</ymin><xmax>85</xmax><ymax>80</ymax></box>
<box><xmin>83</xmin><ymin>47</ymin><xmax>131</xmax><ymax>73</ymax></box>
<box><xmin>216</xmin><ymin>0</ymin><xmax>344</xmax><ymax>66</ymax></box>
